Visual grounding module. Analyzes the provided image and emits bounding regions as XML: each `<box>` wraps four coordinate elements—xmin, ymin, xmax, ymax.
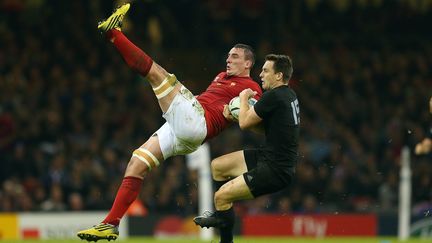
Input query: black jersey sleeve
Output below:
<box><xmin>254</xmin><ymin>90</ymin><xmax>277</xmax><ymax>119</ymax></box>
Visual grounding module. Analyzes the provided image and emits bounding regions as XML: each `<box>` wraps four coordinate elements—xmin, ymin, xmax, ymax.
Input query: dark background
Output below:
<box><xmin>0</xmin><ymin>0</ymin><xmax>431</xmax><ymax>218</ymax></box>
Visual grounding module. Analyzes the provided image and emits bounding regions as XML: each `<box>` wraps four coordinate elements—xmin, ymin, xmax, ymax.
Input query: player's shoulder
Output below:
<box><xmin>286</xmin><ymin>86</ymin><xmax>297</xmax><ymax>99</ymax></box>
<box><xmin>213</xmin><ymin>72</ymin><xmax>227</xmax><ymax>81</ymax></box>
<box><xmin>268</xmin><ymin>85</ymin><xmax>297</xmax><ymax>100</ymax></box>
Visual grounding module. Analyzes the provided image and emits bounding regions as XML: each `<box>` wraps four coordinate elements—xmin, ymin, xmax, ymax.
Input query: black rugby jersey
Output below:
<box><xmin>254</xmin><ymin>85</ymin><xmax>300</xmax><ymax>172</ymax></box>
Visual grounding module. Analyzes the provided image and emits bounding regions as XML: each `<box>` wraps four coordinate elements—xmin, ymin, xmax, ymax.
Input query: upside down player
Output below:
<box><xmin>77</xmin><ymin>3</ymin><xmax>262</xmax><ymax>242</ymax></box>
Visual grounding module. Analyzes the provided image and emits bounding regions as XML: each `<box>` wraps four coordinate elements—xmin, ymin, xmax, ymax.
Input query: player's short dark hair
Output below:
<box><xmin>234</xmin><ymin>43</ymin><xmax>255</xmax><ymax>67</ymax></box>
<box><xmin>265</xmin><ymin>54</ymin><xmax>293</xmax><ymax>83</ymax></box>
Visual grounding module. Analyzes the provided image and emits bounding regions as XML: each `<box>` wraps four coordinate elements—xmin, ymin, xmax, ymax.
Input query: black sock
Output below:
<box><xmin>217</xmin><ymin>207</ymin><xmax>235</xmax><ymax>243</ymax></box>
<box><xmin>214</xmin><ymin>179</ymin><xmax>229</xmax><ymax>191</ymax></box>
<box><xmin>214</xmin><ymin>180</ymin><xmax>233</xmax><ymax>243</ymax></box>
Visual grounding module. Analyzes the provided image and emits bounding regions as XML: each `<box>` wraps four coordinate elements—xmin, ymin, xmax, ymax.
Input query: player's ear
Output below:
<box><xmin>245</xmin><ymin>60</ymin><xmax>252</xmax><ymax>69</ymax></box>
<box><xmin>276</xmin><ymin>72</ymin><xmax>283</xmax><ymax>81</ymax></box>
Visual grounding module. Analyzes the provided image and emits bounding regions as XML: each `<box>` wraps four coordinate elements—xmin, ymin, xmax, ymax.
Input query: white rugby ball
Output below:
<box><xmin>228</xmin><ymin>96</ymin><xmax>257</xmax><ymax>120</ymax></box>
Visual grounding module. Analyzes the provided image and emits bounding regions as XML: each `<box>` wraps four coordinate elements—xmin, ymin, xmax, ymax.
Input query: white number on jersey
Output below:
<box><xmin>290</xmin><ymin>99</ymin><xmax>300</xmax><ymax>125</ymax></box>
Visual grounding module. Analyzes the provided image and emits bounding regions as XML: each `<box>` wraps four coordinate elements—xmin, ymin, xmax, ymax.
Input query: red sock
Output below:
<box><xmin>107</xmin><ymin>29</ymin><xmax>154</xmax><ymax>77</ymax></box>
<box><xmin>102</xmin><ymin>176</ymin><xmax>143</xmax><ymax>226</ymax></box>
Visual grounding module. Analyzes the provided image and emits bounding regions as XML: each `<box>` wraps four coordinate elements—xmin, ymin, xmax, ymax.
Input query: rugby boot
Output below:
<box><xmin>97</xmin><ymin>3</ymin><xmax>130</xmax><ymax>32</ymax></box>
<box><xmin>77</xmin><ymin>223</ymin><xmax>119</xmax><ymax>242</ymax></box>
<box><xmin>193</xmin><ymin>211</ymin><xmax>227</xmax><ymax>228</ymax></box>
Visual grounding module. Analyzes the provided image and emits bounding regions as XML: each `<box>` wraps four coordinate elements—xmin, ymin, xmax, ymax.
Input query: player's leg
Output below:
<box><xmin>212</xmin><ymin>151</ymin><xmax>248</xmax><ymax>181</ymax></box>
<box><xmin>77</xmin><ymin>131</ymin><xmax>167</xmax><ymax>242</ymax></box>
<box><xmin>195</xmin><ymin>162</ymin><xmax>285</xmax><ymax>243</ymax></box>
<box><xmin>99</xmin><ymin>135</ymin><xmax>164</xmax><ymax>225</ymax></box>
<box><xmin>212</xmin><ymin>148</ymin><xmax>274</xmax><ymax>210</ymax></box>
<box><xmin>214</xmin><ymin>176</ymin><xmax>254</xmax><ymax>210</ymax></box>
<box><xmin>107</xmin><ymin>29</ymin><xmax>181</xmax><ymax>112</ymax></box>
<box><xmin>98</xmin><ymin>3</ymin><xmax>181</xmax><ymax>112</ymax></box>
<box><xmin>194</xmin><ymin>174</ymin><xmax>254</xmax><ymax>221</ymax></box>
<box><xmin>194</xmin><ymin>151</ymin><xmax>249</xmax><ymax>243</ymax></box>
<box><xmin>216</xmin><ymin>176</ymin><xmax>254</xmax><ymax>243</ymax></box>
<box><xmin>195</xmin><ymin>150</ymin><xmax>250</xmax><ymax>223</ymax></box>
<box><xmin>211</xmin><ymin>150</ymin><xmax>248</xmax><ymax>192</ymax></box>
<box><xmin>125</xmin><ymin>134</ymin><xmax>164</xmax><ymax>178</ymax></box>
<box><xmin>193</xmin><ymin>176</ymin><xmax>252</xmax><ymax>243</ymax></box>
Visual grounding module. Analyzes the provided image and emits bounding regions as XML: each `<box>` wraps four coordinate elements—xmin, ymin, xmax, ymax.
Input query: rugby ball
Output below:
<box><xmin>228</xmin><ymin>96</ymin><xmax>257</xmax><ymax>120</ymax></box>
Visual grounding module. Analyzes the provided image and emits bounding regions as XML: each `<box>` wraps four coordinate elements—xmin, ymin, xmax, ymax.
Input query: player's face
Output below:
<box><xmin>226</xmin><ymin>48</ymin><xmax>250</xmax><ymax>76</ymax></box>
<box><xmin>259</xmin><ymin>61</ymin><xmax>279</xmax><ymax>90</ymax></box>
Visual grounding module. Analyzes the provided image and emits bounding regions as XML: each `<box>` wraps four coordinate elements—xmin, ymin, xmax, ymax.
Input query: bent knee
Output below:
<box><xmin>125</xmin><ymin>157</ymin><xmax>149</xmax><ymax>178</ymax></box>
<box><xmin>211</xmin><ymin>158</ymin><xmax>228</xmax><ymax>180</ymax></box>
<box><xmin>126</xmin><ymin>147</ymin><xmax>161</xmax><ymax>177</ymax></box>
<box><xmin>214</xmin><ymin>189</ymin><xmax>229</xmax><ymax>204</ymax></box>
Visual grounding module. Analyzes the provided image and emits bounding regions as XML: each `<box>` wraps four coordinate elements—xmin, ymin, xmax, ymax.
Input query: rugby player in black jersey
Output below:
<box><xmin>194</xmin><ymin>54</ymin><xmax>300</xmax><ymax>243</ymax></box>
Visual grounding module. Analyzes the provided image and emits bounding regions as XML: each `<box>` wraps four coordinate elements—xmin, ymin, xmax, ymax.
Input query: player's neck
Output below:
<box><xmin>232</xmin><ymin>70</ymin><xmax>250</xmax><ymax>78</ymax></box>
<box><xmin>271</xmin><ymin>82</ymin><xmax>287</xmax><ymax>89</ymax></box>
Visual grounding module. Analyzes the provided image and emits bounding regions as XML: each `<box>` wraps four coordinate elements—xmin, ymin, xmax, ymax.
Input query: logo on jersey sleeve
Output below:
<box><xmin>213</xmin><ymin>76</ymin><xmax>222</xmax><ymax>85</ymax></box>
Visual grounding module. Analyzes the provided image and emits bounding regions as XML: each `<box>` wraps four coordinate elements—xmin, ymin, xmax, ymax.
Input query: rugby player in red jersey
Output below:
<box><xmin>77</xmin><ymin>3</ymin><xmax>262</xmax><ymax>242</ymax></box>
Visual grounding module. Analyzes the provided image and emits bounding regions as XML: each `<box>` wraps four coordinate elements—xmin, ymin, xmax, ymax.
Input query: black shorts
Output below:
<box><xmin>243</xmin><ymin>148</ymin><xmax>293</xmax><ymax>198</ymax></box>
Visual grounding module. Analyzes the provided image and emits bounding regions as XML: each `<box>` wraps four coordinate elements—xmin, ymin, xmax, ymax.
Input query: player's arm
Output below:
<box><xmin>238</xmin><ymin>89</ymin><xmax>262</xmax><ymax>130</ymax></box>
<box><xmin>248</xmin><ymin>122</ymin><xmax>265</xmax><ymax>134</ymax></box>
<box><xmin>223</xmin><ymin>101</ymin><xmax>264</xmax><ymax>133</ymax></box>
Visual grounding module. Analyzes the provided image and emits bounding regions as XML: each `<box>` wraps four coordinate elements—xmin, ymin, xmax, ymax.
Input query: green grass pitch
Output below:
<box><xmin>0</xmin><ymin>237</ymin><xmax>429</xmax><ymax>243</ymax></box>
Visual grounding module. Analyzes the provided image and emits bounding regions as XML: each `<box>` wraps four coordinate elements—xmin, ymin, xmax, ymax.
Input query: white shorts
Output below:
<box><xmin>155</xmin><ymin>85</ymin><xmax>207</xmax><ymax>160</ymax></box>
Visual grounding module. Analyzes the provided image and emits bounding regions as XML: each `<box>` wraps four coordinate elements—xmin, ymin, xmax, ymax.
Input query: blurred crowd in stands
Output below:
<box><xmin>1</xmin><ymin>0</ymin><xmax>431</xmax><ymax>218</ymax></box>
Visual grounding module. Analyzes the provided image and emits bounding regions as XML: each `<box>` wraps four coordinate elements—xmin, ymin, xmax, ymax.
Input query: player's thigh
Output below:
<box><xmin>156</xmin><ymin>121</ymin><xmax>204</xmax><ymax>159</ymax></box>
<box><xmin>211</xmin><ymin>150</ymin><xmax>248</xmax><ymax>180</ymax></box>
<box><xmin>216</xmin><ymin>175</ymin><xmax>254</xmax><ymax>203</ymax></box>
<box><xmin>163</xmin><ymin>86</ymin><xmax>206</xmax><ymax>143</ymax></box>
<box><xmin>125</xmin><ymin>134</ymin><xmax>164</xmax><ymax>178</ymax></box>
<box><xmin>146</xmin><ymin>63</ymin><xmax>182</xmax><ymax>113</ymax></box>
<box><xmin>244</xmin><ymin>163</ymin><xmax>291</xmax><ymax>198</ymax></box>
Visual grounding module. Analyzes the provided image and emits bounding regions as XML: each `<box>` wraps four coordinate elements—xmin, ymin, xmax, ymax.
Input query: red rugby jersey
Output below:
<box><xmin>196</xmin><ymin>72</ymin><xmax>262</xmax><ymax>140</ymax></box>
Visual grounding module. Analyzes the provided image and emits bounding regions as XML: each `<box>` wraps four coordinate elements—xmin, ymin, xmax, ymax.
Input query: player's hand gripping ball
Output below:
<box><xmin>228</xmin><ymin>96</ymin><xmax>257</xmax><ymax>121</ymax></box>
